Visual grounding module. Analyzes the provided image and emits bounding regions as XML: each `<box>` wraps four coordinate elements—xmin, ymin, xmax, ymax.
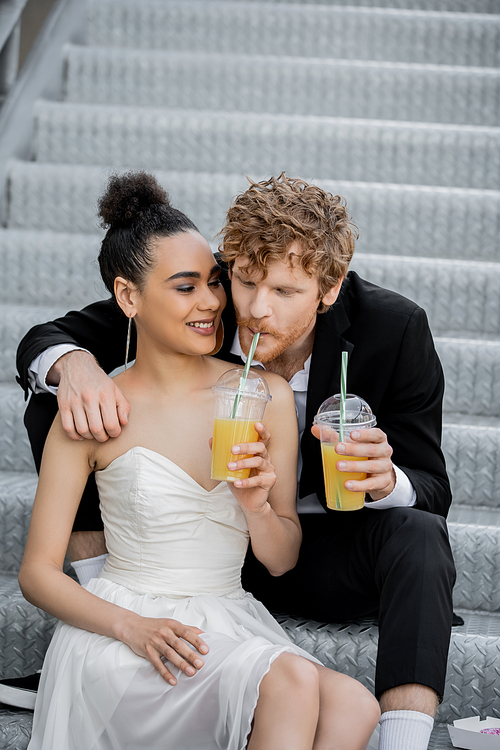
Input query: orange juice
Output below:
<box><xmin>321</xmin><ymin>443</ymin><xmax>367</xmax><ymax>510</ymax></box>
<box><xmin>211</xmin><ymin>418</ymin><xmax>258</xmax><ymax>482</ymax></box>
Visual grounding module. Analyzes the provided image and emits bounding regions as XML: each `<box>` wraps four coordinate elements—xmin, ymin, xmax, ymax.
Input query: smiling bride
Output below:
<box><xmin>19</xmin><ymin>171</ymin><xmax>379</xmax><ymax>750</ymax></box>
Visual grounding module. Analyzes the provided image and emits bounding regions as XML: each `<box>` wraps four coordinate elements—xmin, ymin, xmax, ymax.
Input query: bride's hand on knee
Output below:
<box><xmin>120</xmin><ymin>614</ymin><xmax>209</xmax><ymax>685</ymax></box>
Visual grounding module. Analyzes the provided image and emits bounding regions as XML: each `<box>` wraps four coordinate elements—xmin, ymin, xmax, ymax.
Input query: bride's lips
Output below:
<box><xmin>186</xmin><ymin>318</ymin><xmax>216</xmax><ymax>336</ymax></box>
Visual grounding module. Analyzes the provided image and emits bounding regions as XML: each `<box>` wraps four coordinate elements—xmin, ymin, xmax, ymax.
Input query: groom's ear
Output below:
<box><xmin>114</xmin><ymin>277</ymin><xmax>139</xmax><ymax>317</ymax></box>
<box><xmin>321</xmin><ymin>277</ymin><xmax>344</xmax><ymax>307</ymax></box>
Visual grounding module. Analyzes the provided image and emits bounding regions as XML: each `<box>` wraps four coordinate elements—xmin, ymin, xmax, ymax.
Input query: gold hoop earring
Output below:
<box><xmin>208</xmin><ymin>319</ymin><xmax>224</xmax><ymax>356</ymax></box>
<box><xmin>124</xmin><ymin>316</ymin><xmax>132</xmax><ymax>370</ymax></box>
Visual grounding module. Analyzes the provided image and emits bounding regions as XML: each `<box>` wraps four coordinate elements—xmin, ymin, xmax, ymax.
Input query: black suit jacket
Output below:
<box><xmin>16</xmin><ymin>270</ymin><xmax>451</xmax><ymax>519</ymax></box>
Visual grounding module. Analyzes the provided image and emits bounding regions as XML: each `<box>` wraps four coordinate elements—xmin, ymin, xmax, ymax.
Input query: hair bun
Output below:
<box><xmin>98</xmin><ymin>171</ymin><xmax>170</xmax><ymax>229</ymax></box>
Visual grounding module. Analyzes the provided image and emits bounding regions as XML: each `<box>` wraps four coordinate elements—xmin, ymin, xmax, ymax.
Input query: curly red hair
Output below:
<box><xmin>219</xmin><ymin>173</ymin><xmax>358</xmax><ymax>312</ymax></box>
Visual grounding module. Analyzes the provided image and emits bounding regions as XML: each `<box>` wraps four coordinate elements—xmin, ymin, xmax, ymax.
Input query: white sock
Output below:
<box><xmin>70</xmin><ymin>553</ymin><xmax>109</xmax><ymax>585</ymax></box>
<box><xmin>379</xmin><ymin>710</ymin><xmax>434</xmax><ymax>750</ymax></box>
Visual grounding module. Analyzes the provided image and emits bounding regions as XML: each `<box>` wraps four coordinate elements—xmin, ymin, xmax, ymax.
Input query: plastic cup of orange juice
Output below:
<box><xmin>211</xmin><ymin>369</ymin><xmax>272</xmax><ymax>482</ymax></box>
<box><xmin>314</xmin><ymin>394</ymin><xmax>376</xmax><ymax>511</ymax></box>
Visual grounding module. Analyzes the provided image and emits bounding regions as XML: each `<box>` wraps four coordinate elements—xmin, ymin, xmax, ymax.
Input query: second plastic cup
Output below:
<box><xmin>211</xmin><ymin>369</ymin><xmax>272</xmax><ymax>482</ymax></box>
<box><xmin>314</xmin><ymin>394</ymin><xmax>376</xmax><ymax>510</ymax></box>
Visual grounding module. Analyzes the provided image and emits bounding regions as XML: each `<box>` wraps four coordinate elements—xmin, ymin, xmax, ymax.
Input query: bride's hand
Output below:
<box><xmin>120</xmin><ymin>614</ymin><xmax>209</xmax><ymax>685</ymax></box>
<box><xmin>226</xmin><ymin>422</ymin><xmax>276</xmax><ymax>515</ymax></box>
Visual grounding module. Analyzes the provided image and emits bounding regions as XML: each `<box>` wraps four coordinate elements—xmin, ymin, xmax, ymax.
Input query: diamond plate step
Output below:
<box><xmin>350</xmin><ymin>255</ymin><xmax>500</xmax><ymax>338</ymax></box>
<box><xmin>33</xmin><ymin>102</ymin><xmax>500</xmax><ymax>190</ymax></box>
<box><xmin>0</xmin><ymin>572</ymin><xmax>56</xmax><ymax>680</ymax></box>
<box><xmin>448</xmin><ymin>506</ymin><xmax>500</xmax><ymax>526</ymax></box>
<box><xmin>0</xmin><ymin>473</ymin><xmax>37</xmax><ymax>573</ymax></box>
<box><xmin>0</xmin><ymin>304</ymin><xmax>73</xmax><ymax>384</ymax></box>
<box><xmin>0</xmin><ymin>385</ymin><xmax>34</xmax><ymax>474</ymax></box>
<box><xmin>86</xmin><ymin>0</ymin><xmax>500</xmax><ymax>67</ymax></box>
<box><xmin>8</xmin><ymin>162</ymin><xmax>500</xmax><ymax>261</ymax></box>
<box><xmin>0</xmin><ymin>709</ymin><xmax>32</xmax><ymax>750</ymax></box>
<box><xmin>64</xmin><ymin>45</ymin><xmax>500</xmax><ymax>127</ymax></box>
<box><xmin>213</xmin><ymin>0</ymin><xmax>500</xmax><ymax>10</ymax></box>
<box><xmin>0</xmin><ymin>230</ymin><xmax>106</xmax><ymax>306</ymax></box>
<box><xmin>435</xmin><ymin>338</ymin><xmax>500</xmax><ymax>418</ymax></box>
<box><xmin>449</xmin><ymin>522</ymin><xmax>500</xmax><ymax>613</ymax></box>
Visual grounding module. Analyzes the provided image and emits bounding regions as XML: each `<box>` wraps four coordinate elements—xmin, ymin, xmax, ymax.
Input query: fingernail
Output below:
<box><xmin>234</xmin><ymin>480</ymin><xmax>243</xmax><ymax>487</ymax></box>
<box><xmin>169</xmin><ymin>678</ymin><xmax>176</xmax><ymax>685</ymax></box>
<box><xmin>338</xmin><ymin>462</ymin><xmax>346</xmax><ymax>470</ymax></box>
<box><xmin>351</xmin><ymin>431</ymin><xmax>360</xmax><ymax>440</ymax></box>
<box><xmin>194</xmin><ymin>659</ymin><xmax>204</xmax><ymax>668</ymax></box>
<box><xmin>231</xmin><ymin>446</ymin><xmax>240</xmax><ymax>453</ymax></box>
<box><xmin>336</xmin><ymin>444</ymin><xmax>345</xmax><ymax>454</ymax></box>
<box><xmin>186</xmin><ymin>667</ymin><xmax>195</xmax><ymax>676</ymax></box>
<box><xmin>227</xmin><ymin>462</ymin><xmax>237</xmax><ymax>469</ymax></box>
<box><xmin>200</xmin><ymin>645</ymin><xmax>209</xmax><ymax>654</ymax></box>
<box><xmin>346</xmin><ymin>482</ymin><xmax>353</xmax><ymax>490</ymax></box>
<box><xmin>78</xmin><ymin>438</ymin><xmax>84</xmax><ymax>442</ymax></box>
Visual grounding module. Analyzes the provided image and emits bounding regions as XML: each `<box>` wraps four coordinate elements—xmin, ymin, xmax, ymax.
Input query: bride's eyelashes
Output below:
<box><xmin>175</xmin><ymin>278</ymin><xmax>222</xmax><ymax>294</ymax></box>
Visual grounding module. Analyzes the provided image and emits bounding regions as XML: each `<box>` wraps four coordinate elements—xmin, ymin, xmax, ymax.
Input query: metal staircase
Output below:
<box><xmin>1</xmin><ymin>0</ymin><xmax>499</xmax><ymax>747</ymax></box>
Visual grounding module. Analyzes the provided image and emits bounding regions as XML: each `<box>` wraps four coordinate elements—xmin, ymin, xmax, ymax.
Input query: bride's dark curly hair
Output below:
<box><xmin>98</xmin><ymin>171</ymin><xmax>198</xmax><ymax>295</ymax></box>
<box><xmin>219</xmin><ymin>173</ymin><xmax>358</xmax><ymax>313</ymax></box>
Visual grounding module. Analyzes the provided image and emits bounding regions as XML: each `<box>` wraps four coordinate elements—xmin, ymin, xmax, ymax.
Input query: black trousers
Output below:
<box><xmin>242</xmin><ymin>507</ymin><xmax>456</xmax><ymax>700</ymax></box>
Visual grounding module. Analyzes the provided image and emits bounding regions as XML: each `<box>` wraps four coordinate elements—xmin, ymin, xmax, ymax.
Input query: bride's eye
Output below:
<box><xmin>208</xmin><ymin>278</ymin><xmax>222</xmax><ymax>288</ymax></box>
<box><xmin>176</xmin><ymin>285</ymin><xmax>196</xmax><ymax>293</ymax></box>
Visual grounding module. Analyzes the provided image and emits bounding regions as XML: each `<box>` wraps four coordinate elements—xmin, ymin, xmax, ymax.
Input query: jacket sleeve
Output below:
<box><xmin>16</xmin><ymin>299</ymin><xmax>132</xmax><ymax>397</ymax></box>
<box><xmin>377</xmin><ymin>306</ymin><xmax>452</xmax><ymax>517</ymax></box>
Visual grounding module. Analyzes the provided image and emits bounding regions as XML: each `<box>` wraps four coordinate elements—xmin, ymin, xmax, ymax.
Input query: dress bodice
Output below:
<box><xmin>95</xmin><ymin>446</ymin><xmax>250</xmax><ymax>598</ymax></box>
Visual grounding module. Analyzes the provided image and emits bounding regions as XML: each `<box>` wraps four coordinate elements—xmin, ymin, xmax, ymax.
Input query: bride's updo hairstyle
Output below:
<box><xmin>98</xmin><ymin>171</ymin><xmax>198</xmax><ymax>296</ymax></box>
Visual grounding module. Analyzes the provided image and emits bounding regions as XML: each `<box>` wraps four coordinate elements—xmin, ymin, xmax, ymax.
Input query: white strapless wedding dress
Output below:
<box><xmin>28</xmin><ymin>446</ymin><xmax>320</xmax><ymax>750</ymax></box>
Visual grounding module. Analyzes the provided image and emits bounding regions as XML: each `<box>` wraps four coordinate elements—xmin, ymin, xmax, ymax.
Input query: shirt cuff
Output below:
<box><xmin>28</xmin><ymin>344</ymin><xmax>90</xmax><ymax>395</ymax></box>
<box><xmin>363</xmin><ymin>465</ymin><xmax>417</xmax><ymax>510</ymax></box>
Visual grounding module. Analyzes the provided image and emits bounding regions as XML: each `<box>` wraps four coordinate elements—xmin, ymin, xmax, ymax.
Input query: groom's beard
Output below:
<box><xmin>235</xmin><ymin>309</ymin><xmax>317</xmax><ymax>365</ymax></box>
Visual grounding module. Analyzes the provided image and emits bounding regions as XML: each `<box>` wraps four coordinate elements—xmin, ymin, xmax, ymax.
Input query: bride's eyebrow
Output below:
<box><xmin>167</xmin><ymin>265</ymin><xmax>220</xmax><ymax>282</ymax></box>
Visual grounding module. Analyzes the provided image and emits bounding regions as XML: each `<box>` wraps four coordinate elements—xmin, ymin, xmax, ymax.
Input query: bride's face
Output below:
<box><xmin>132</xmin><ymin>231</ymin><xmax>226</xmax><ymax>356</ymax></box>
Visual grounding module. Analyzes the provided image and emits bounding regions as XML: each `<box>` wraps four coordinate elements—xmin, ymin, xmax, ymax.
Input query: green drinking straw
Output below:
<box><xmin>336</xmin><ymin>351</ymin><xmax>349</xmax><ymax>509</ymax></box>
<box><xmin>231</xmin><ymin>332</ymin><xmax>261</xmax><ymax>419</ymax></box>
<box><xmin>339</xmin><ymin>350</ymin><xmax>348</xmax><ymax>441</ymax></box>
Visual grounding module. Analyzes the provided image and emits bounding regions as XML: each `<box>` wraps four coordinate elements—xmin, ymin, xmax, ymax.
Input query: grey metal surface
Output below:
<box><xmin>7</xmin><ymin>162</ymin><xmax>500</xmax><ymax>262</ymax></box>
<box><xmin>0</xmin><ymin>572</ymin><xmax>56</xmax><ymax>679</ymax></box>
<box><xmin>33</xmin><ymin>102</ymin><xmax>500</xmax><ymax>190</ymax></box>
<box><xmin>449</xmin><ymin>523</ymin><xmax>500</xmax><ymax>612</ymax></box>
<box><xmin>87</xmin><ymin>0</ymin><xmax>500</xmax><ymax>67</ymax></box>
<box><xmin>350</xmin><ymin>255</ymin><xmax>500</xmax><ymax>337</ymax></box>
<box><xmin>0</xmin><ymin>304</ymin><xmax>71</xmax><ymax>384</ymax></box>
<box><xmin>0</xmin><ymin>709</ymin><xmax>31</xmax><ymax>750</ymax></box>
<box><xmin>0</xmin><ymin>472</ymin><xmax>36</xmax><ymax>572</ymax></box>
<box><xmin>63</xmin><ymin>45</ymin><xmax>500</xmax><ymax>127</ymax></box>
<box><xmin>220</xmin><ymin>0</ymin><xmax>500</xmax><ymax>9</ymax></box>
<box><xmin>443</xmin><ymin>422</ymin><xmax>500</xmax><ymax>509</ymax></box>
<box><xmin>448</xmin><ymin>506</ymin><xmax>500</xmax><ymax>526</ymax></box>
<box><xmin>0</xmin><ymin>228</ymin><xmax>106</xmax><ymax>305</ymax></box>
<box><xmin>435</xmin><ymin>338</ymin><xmax>500</xmax><ymax>417</ymax></box>
<box><xmin>0</xmin><ymin>385</ymin><xmax>34</xmax><ymax>473</ymax></box>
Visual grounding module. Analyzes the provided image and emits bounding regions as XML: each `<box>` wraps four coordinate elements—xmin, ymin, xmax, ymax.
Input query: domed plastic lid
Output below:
<box><xmin>314</xmin><ymin>393</ymin><xmax>375</xmax><ymax>427</ymax></box>
<box><xmin>213</xmin><ymin>368</ymin><xmax>272</xmax><ymax>401</ymax></box>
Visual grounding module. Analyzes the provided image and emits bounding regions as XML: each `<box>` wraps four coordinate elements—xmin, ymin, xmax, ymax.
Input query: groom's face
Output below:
<box><xmin>230</xmin><ymin>246</ymin><xmax>325</xmax><ymax>364</ymax></box>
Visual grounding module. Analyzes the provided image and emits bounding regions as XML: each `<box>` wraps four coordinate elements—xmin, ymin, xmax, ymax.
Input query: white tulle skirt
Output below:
<box><xmin>28</xmin><ymin>577</ymin><xmax>320</xmax><ymax>750</ymax></box>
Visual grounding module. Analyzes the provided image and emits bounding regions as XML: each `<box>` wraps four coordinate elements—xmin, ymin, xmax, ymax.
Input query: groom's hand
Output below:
<box><xmin>49</xmin><ymin>350</ymin><xmax>130</xmax><ymax>442</ymax></box>
<box><xmin>311</xmin><ymin>425</ymin><xmax>396</xmax><ymax>501</ymax></box>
